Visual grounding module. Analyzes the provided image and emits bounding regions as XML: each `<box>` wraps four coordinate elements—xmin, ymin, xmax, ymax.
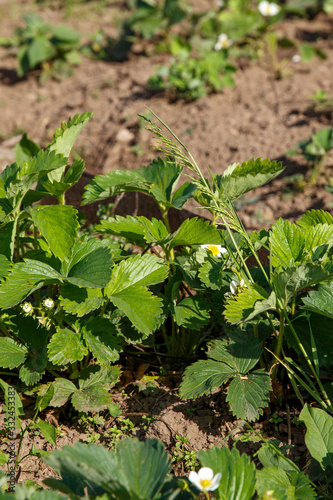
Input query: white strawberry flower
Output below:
<box><xmin>188</xmin><ymin>467</ymin><xmax>221</xmax><ymax>493</ymax></box>
<box><xmin>43</xmin><ymin>298</ymin><xmax>54</xmax><ymax>309</ymax></box>
<box><xmin>200</xmin><ymin>244</ymin><xmax>227</xmax><ymax>257</ymax></box>
<box><xmin>22</xmin><ymin>302</ymin><xmax>33</xmax><ymax>314</ymax></box>
<box><xmin>230</xmin><ymin>278</ymin><xmax>246</xmax><ymax>295</ymax></box>
<box><xmin>258</xmin><ymin>1</ymin><xmax>280</xmax><ymax>16</ymax></box>
<box><xmin>214</xmin><ymin>33</ymin><xmax>232</xmax><ymax>51</ymax></box>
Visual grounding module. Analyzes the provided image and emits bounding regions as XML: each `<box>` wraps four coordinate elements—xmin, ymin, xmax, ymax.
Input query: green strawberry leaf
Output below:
<box><xmin>48</xmin><ymin>328</ymin><xmax>88</xmax><ymax>365</ymax></box>
<box><xmin>0</xmin><ymin>259</ymin><xmax>63</xmax><ymax>309</ymax></box>
<box><xmin>179</xmin><ymin>359</ymin><xmax>235</xmax><ymax>399</ymax></box>
<box><xmin>31</xmin><ymin>205</ymin><xmax>79</xmax><ymax>262</ymax></box>
<box><xmin>226</xmin><ymin>370</ymin><xmax>271</xmax><ymax>421</ymax></box>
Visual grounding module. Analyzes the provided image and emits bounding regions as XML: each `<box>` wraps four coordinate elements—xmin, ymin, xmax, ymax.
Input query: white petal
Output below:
<box><xmin>230</xmin><ymin>280</ymin><xmax>237</xmax><ymax>294</ymax></box>
<box><xmin>209</xmin><ymin>472</ymin><xmax>222</xmax><ymax>491</ymax></box>
<box><xmin>198</xmin><ymin>467</ymin><xmax>214</xmax><ymax>481</ymax></box>
<box><xmin>218</xmin><ymin>33</ymin><xmax>227</xmax><ymax>43</ymax></box>
<box><xmin>188</xmin><ymin>471</ymin><xmax>200</xmax><ymax>489</ymax></box>
<box><xmin>219</xmin><ymin>246</ymin><xmax>228</xmax><ymax>254</ymax></box>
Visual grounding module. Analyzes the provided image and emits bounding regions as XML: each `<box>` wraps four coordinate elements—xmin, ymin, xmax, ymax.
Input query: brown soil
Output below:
<box><xmin>0</xmin><ymin>0</ymin><xmax>332</xmax><ymax>489</ymax></box>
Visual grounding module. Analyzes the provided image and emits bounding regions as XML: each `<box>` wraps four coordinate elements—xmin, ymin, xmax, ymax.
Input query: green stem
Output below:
<box><xmin>59</xmin><ymin>192</ymin><xmax>66</xmax><ymax>205</ymax></box>
<box><xmin>272</xmin><ymin>311</ymin><xmax>284</xmax><ymax>381</ymax></box>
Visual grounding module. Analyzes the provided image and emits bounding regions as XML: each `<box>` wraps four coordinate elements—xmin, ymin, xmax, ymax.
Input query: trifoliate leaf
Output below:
<box><xmin>31</xmin><ymin>205</ymin><xmax>79</xmax><ymax>262</ymax></box>
<box><xmin>48</xmin><ymin>328</ymin><xmax>88</xmax><ymax>365</ymax></box>
<box><xmin>64</xmin><ymin>238</ymin><xmax>113</xmax><ymax>288</ymax></box>
<box><xmin>226</xmin><ymin>370</ymin><xmax>271</xmax><ymax>421</ymax></box>
<box><xmin>173</xmin><ymin>295</ymin><xmax>210</xmax><ymax>330</ymax></box>
<box><xmin>179</xmin><ymin>359</ymin><xmax>235</xmax><ymax>399</ymax></box>
<box><xmin>0</xmin><ymin>221</ymin><xmax>16</xmax><ymax>261</ymax></box>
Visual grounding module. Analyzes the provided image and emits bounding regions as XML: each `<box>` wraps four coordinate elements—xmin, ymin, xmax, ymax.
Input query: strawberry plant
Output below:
<box><xmin>0</xmin><ymin>13</ymin><xmax>82</xmax><ymax>80</ymax></box>
<box><xmin>0</xmin><ymin>112</ymin><xmax>170</xmax><ymax>417</ymax></box>
<box><xmin>147</xmin><ymin>51</ymin><xmax>235</xmax><ymax>101</ymax></box>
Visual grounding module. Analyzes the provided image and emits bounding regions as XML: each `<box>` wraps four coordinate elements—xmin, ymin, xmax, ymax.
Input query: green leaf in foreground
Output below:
<box><xmin>224</xmin><ymin>285</ymin><xmax>269</xmax><ymax>324</ymax></box>
<box><xmin>71</xmin><ymin>366</ymin><xmax>121</xmax><ymax>413</ymax></box>
<box><xmin>64</xmin><ymin>238</ymin><xmax>113</xmax><ymax>288</ymax></box>
<box><xmin>44</xmin><ymin>438</ymin><xmax>170</xmax><ymax>500</ymax></box>
<box><xmin>256</xmin><ymin>467</ymin><xmax>315</xmax><ymax>500</ymax></box>
<box><xmin>198</xmin><ymin>446</ymin><xmax>256</xmax><ymax>500</ymax></box>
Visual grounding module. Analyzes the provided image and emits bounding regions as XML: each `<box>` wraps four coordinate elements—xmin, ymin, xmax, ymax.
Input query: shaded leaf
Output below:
<box><xmin>179</xmin><ymin>359</ymin><xmax>235</xmax><ymax>399</ymax></box>
<box><xmin>0</xmin><ymin>337</ymin><xmax>28</xmax><ymax>368</ymax></box>
<box><xmin>59</xmin><ymin>284</ymin><xmax>104</xmax><ymax>317</ymax></box>
<box><xmin>173</xmin><ymin>295</ymin><xmax>210</xmax><ymax>330</ymax></box>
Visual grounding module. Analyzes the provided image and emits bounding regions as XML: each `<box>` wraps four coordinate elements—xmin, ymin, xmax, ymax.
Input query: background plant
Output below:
<box><xmin>0</xmin><ymin>13</ymin><xmax>82</xmax><ymax>80</ymax></box>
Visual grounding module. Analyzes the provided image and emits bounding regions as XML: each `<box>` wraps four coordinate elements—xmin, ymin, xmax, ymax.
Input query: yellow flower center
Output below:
<box><xmin>208</xmin><ymin>244</ymin><xmax>219</xmax><ymax>256</ymax></box>
<box><xmin>200</xmin><ymin>479</ymin><xmax>212</xmax><ymax>490</ymax></box>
